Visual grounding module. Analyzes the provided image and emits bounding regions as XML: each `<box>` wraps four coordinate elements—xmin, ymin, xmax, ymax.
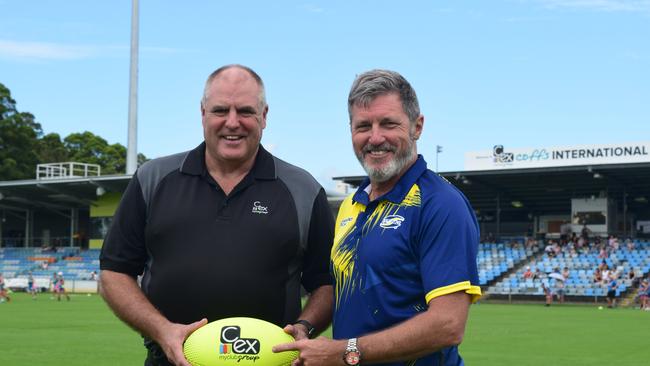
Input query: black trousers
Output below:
<box><xmin>143</xmin><ymin>339</ymin><xmax>172</xmax><ymax>366</ymax></box>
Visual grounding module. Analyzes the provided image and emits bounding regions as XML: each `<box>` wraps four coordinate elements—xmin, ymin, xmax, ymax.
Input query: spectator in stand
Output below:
<box><xmin>552</xmin><ymin>242</ymin><xmax>562</xmax><ymax>257</ymax></box>
<box><xmin>523</xmin><ymin>266</ymin><xmax>533</xmax><ymax>279</ymax></box>
<box><xmin>592</xmin><ymin>268</ymin><xmax>603</xmax><ymax>284</ymax></box>
<box><xmin>608</xmin><ymin>235</ymin><xmax>619</xmax><ymax>251</ymax></box>
<box><xmin>576</xmin><ymin>236</ymin><xmax>585</xmax><ymax>249</ymax></box>
<box><xmin>525</xmin><ymin>238</ymin><xmax>537</xmax><ymax>250</ymax></box>
<box><xmin>598</xmin><ymin>259</ymin><xmax>607</xmax><ymax>271</ymax></box>
<box><xmin>628</xmin><ymin>269</ymin><xmax>640</xmax><ymax>288</ymax></box>
<box><xmin>580</xmin><ymin>225</ymin><xmax>590</xmax><ymax>241</ymax></box>
<box><xmin>598</xmin><ymin>246</ymin><xmax>608</xmax><ymax>259</ymax></box>
<box><xmin>625</xmin><ymin>239</ymin><xmax>635</xmax><ymax>251</ymax></box>
<box><xmin>601</xmin><ymin>264</ymin><xmax>612</xmax><ymax>285</ymax></box>
<box><xmin>593</xmin><ymin>236</ymin><xmax>601</xmax><ymax>247</ymax></box>
<box><xmin>606</xmin><ymin>277</ymin><xmax>618</xmax><ymax>308</ymax></box>
<box><xmin>533</xmin><ymin>268</ymin><xmax>544</xmax><ymax>281</ymax></box>
<box><xmin>545</xmin><ymin>241</ymin><xmax>555</xmax><ymax>257</ymax></box>
<box><xmin>566</xmin><ymin>239</ymin><xmax>575</xmax><ymax>252</ymax></box>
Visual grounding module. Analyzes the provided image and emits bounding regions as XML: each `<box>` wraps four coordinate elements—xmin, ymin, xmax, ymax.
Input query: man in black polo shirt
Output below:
<box><xmin>99</xmin><ymin>65</ymin><xmax>334</xmax><ymax>366</ymax></box>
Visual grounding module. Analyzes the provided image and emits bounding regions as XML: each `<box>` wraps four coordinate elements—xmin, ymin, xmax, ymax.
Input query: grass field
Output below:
<box><xmin>1</xmin><ymin>293</ymin><xmax>648</xmax><ymax>365</ymax></box>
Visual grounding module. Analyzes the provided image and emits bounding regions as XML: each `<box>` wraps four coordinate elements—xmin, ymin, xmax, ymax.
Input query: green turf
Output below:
<box><xmin>0</xmin><ymin>292</ymin><xmax>144</xmax><ymax>365</ymax></box>
<box><xmin>460</xmin><ymin>302</ymin><xmax>649</xmax><ymax>365</ymax></box>
<box><xmin>1</xmin><ymin>293</ymin><xmax>649</xmax><ymax>365</ymax></box>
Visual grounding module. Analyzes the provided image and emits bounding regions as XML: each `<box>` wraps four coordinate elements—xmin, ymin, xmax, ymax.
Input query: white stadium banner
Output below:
<box><xmin>465</xmin><ymin>142</ymin><xmax>650</xmax><ymax>171</ymax></box>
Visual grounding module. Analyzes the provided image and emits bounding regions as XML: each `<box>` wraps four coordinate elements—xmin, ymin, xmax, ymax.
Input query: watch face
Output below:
<box><xmin>345</xmin><ymin>351</ymin><xmax>361</xmax><ymax>365</ymax></box>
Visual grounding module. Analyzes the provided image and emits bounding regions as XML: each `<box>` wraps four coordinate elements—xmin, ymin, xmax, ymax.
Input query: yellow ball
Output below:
<box><xmin>183</xmin><ymin>317</ymin><xmax>298</xmax><ymax>366</ymax></box>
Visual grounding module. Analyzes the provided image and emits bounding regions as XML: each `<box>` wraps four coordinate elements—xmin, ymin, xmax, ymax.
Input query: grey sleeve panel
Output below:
<box><xmin>135</xmin><ymin>151</ymin><xmax>190</xmax><ymax>211</ymax></box>
<box><xmin>273</xmin><ymin>156</ymin><xmax>322</xmax><ymax>251</ymax></box>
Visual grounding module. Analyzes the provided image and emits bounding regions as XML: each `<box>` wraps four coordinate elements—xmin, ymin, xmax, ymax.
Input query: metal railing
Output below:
<box><xmin>36</xmin><ymin>162</ymin><xmax>101</xmax><ymax>180</ymax></box>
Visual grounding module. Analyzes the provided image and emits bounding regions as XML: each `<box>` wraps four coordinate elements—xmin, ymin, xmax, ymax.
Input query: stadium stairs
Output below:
<box><xmin>481</xmin><ymin>246</ymin><xmax>546</xmax><ymax>300</ymax></box>
<box><xmin>477</xmin><ymin>240</ymin><xmax>540</xmax><ymax>300</ymax></box>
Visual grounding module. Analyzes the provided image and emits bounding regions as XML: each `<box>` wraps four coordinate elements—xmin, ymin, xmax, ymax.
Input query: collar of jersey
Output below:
<box><xmin>180</xmin><ymin>142</ymin><xmax>276</xmax><ymax>181</ymax></box>
<box><xmin>352</xmin><ymin>155</ymin><xmax>427</xmax><ymax>205</ymax></box>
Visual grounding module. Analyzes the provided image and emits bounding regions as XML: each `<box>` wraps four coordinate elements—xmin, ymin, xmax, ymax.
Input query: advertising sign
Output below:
<box><xmin>464</xmin><ymin>142</ymin><xmax>650</xmax><ymax>171</ymax></box>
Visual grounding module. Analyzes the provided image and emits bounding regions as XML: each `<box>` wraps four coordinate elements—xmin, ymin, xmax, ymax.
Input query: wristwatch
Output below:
<box><xmin>293</xmin><ymin>319</ymin><xmax>315</xmax><ymax>338</ymax></box>
<box><xmin>343</xmin><ymin>338</ymin><xmax>361</xmax><ymax>366</ymax></box>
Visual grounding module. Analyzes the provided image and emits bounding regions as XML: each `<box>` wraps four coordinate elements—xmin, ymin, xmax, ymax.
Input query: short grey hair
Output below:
<box><xmin>348</xmin><ymin>69</ymin><xmax>420</xmax><ymax>123</ymax></box>
<box><xmin>202</xmin><ymin>64</ymin><xmax>267</xmax><ymax>109</ymax></box>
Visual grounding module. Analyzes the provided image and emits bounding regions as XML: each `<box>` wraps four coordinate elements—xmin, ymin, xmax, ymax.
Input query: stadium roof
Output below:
<box><xmin>333</xmin><ymin>162</ymin><xmax>650</xmax><ymax>222</ymax></box>
<box><xmin>0</xmin><ymin>175</ymin><xmax>132</xmax><ymax>211</ymax></box>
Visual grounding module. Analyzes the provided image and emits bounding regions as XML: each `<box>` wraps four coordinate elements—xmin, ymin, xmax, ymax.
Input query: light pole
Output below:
<box><xmin>436</xmin><ymin>145</ymin><xmax>443</xmax><ymax>172</ymax></box>
<box><xmin>126</xmin><ymin>0</ymin><xmax>139</xmax><ymax>174</ymax></box>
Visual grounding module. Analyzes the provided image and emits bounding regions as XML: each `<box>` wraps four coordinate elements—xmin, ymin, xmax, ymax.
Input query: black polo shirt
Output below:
<box><xmin>100</xmin><ymin>143</ymin><xmax>334</xmax><ymax>326</ymax></box>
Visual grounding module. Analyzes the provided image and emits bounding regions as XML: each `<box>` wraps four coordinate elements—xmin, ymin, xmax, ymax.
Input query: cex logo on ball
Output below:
<box><xmin>218</xmin><ymin>326</ymin><xmax>261</xmax><ymax>355</ymax></box>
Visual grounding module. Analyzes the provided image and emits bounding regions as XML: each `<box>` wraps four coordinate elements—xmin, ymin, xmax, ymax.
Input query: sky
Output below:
<box><xmin>1</xmin><ymin>0</ymin><xmax>649</xmax><ymax>190</ymax></box>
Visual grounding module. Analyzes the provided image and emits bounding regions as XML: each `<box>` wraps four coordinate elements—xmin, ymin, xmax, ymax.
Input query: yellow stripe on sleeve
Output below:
<box><xmin>425</xmin><ymin>281</ymin><xmax>482</xmax><ymax>304</ymax></box>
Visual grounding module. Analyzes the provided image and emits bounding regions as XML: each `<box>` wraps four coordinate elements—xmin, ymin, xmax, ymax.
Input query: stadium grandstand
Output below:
<box><xmin>1</xmin><ymin>141</ymin><xmax>650</xmax><ymax>305</ymax></box>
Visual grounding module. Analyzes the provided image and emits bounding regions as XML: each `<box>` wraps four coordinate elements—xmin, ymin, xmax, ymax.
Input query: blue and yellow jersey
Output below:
<box><xmin>331</xmin><ymin>156</ymin><xmax>481</xmax><ymax>366</ymax></box>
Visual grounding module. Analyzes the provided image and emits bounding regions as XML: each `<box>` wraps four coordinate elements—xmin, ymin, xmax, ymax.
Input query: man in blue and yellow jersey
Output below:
<box><xmin>274</xmin><ymin>69</ymin><xmax>480</xmax><ymax>366</ymax></box>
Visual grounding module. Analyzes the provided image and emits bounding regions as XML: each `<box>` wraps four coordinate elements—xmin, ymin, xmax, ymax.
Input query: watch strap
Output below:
<box><xmin>293</xmin><ymin>319</ymin><xmax>315</xmax><ymax>338</ymax></box>
<box><xmin>343</xmin><ymin>338</ymin><xmax>361</xmax><ymax>366</ymax></box>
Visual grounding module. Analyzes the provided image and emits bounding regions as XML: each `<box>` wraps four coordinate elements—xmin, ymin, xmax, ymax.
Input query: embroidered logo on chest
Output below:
<box><xmin>251</xmin><ymin>201</ymin><xmax>269</xmax><ymax>214</ymax></box>
<box><xmin>379</xmin><ymin>215</ymin><xmax>405</xmax><ymax>229</ymax></box>
<box><xmin>340</xmin><ymin>217</ymin><xmax>354</xmax><ymax>227</ymax></box>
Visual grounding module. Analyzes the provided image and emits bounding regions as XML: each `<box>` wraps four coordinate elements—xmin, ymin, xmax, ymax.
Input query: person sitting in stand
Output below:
<box><xmin>625</xmin><ymin>239</ymin><xmax>635</xmax><ymax>251</ymax></box>
<box><xmin>598</xmin><ymin>247</ymin><xmax>608</xmax><ymax>259</ymax></box>
<box><xmin>523</xmin><ymin>266</ymin><xmax>533</xmax><ymax>280</ymax></box>
<box><xmin>545</xmin><ymin>242</ymin><xmax>555</xmax><ymax>257</ymax></box>
<box><xmin>601</xmin><ymin>264</ymin><xmax>612</xmax><ymax>286</ymax></box>
<box><xmin>592</xmin><ymin>268</ymin><xmax>602</xmax><ymax>284</ymax></box>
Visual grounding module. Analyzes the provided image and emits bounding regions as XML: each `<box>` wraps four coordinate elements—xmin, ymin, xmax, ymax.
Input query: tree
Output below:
<box><xmin>0</xmin><ymin>83</ymin><xmax>43</xmax><ymax>180</ymax></box>
<box><xmin>37</xmin><ymin>133</ymin><xmax>69</xmax><ymax>163</ymax></box>
<box><xmin>0</xmin><ymin>83</ymin><xmax>148</xmax><ymax>180</ymax></box>
<box><xmin>64</xmin><ymin>132</ymin><xmax>127</xmax><ymax>175</ymax></box>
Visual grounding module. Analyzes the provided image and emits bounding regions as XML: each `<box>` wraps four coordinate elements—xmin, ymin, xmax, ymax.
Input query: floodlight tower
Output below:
<box><xmin>126</xmin><ymin>0</ymin><xmax>139</xmax><ymax>174</ymax></box>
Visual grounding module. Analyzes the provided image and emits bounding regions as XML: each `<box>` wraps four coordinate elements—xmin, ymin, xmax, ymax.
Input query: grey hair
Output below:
<box><xmin>202</xmin><ymin>64</ymin><xmax>267</xmax><ymax>109</ymax></box>
<box><xmin>348</xmin><ymin>69</ymin><xmax>420</xmax><ymax>123</ymax></box>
